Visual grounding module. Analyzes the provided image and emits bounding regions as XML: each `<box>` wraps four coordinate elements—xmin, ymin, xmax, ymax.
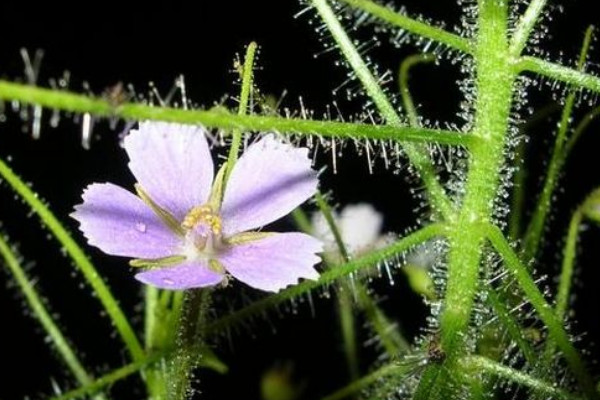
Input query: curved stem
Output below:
<box><xmin>0</xmin><ymin>80</ymin><xmax>471</xmax><ymax>146</ymax></box>
<box><xmin>0</xmin><ymin>157</ymin><xmax>144</xmax><ymax>362</ymax></box>
<box><xmin>398</xmin><ymin>54</ymin><xmax>435</xmax><ymax>127</ymax></box>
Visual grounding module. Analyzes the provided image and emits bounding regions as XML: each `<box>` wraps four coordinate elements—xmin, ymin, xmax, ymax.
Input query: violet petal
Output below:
<box><xmin>124</xmin><ymin>122</ymin><xmax>214</xmax><ymax>220</ymax></box>
<box><xmin>221</xmin><ymin>136</ymin><xmax>318</xmax><ymax>235</ymax></box>
<box><xmin>219</xmin><ymin>232</ymin><xmax>322</xmax><ymax>292</ymax></box>
<box><xmin>135</xmin><ymin>261</ymin><xmax>224</xmax><ymax>290</ymax></box>
<box><xmin>72</xmin><ymin>183</ymin><xmax>179</xmax><ymax>258</ymax></box>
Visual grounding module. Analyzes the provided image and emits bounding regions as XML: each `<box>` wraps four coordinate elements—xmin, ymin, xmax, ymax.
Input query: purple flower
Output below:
<box><xmin>72</xmin><ymin>122</ymin><xmax>322</xmax><ymax>292</ymax></box>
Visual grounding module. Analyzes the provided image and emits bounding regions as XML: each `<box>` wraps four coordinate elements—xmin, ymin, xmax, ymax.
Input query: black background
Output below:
<box><xmin>1</xmin><ymin>1</ymin><xmax>599</xmax><ymax>399</ymax></box>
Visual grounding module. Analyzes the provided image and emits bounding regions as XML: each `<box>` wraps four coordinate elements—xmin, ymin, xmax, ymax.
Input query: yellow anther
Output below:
<box><xmin>182</xmin><ymin>205</ymin><xmax>222</xmax><ymax>235</ymax></box>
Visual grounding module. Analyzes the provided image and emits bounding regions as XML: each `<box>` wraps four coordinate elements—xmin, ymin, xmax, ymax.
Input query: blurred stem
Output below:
<box><xmin>485</xmin><ymin>224</ymin><xmax>597</xmax><ymax>398</ymax></box>
<box><xmin>398</xmin><ymin>53</ymin><xmax>435</xmax><ymax>126</ymax></box>
<box><xmin>225</xmin><ymin>41</ymin><xmax>257</xmax><ymax>181</ymax></box>
<box><xmin>312</xmin><ymin>0</ymin><xmax>455</xmax><ymax>220</ymax></box>
<box><xmin>0</xmin><ymin>235</ymin><xmax>105</xmax><ymax>400</ymax></box>
<box><xmin>522</xmin><ymin>27</ymin><xmax>593</xmax><ymax>260</ymax></box>
<box><xmin>564</xmin><ymin>103</ymin><xmax>600</xmax><ymax>159</ymax></box>
<box><xmin>321</xmin><ymin>362</ymin><xmax>414</xmax><ymax>400</ymax></box>
<box><xmin>0</xmin><ymin>156</ymin><xmax>144</xmax><ymax>362</ymax></box>
<box><xmin>52</xmin><ymin>352</ymin><xmax>164</xmax><ymax>400</ymax></box>
<box><xmin>556</xmin><ymin>207</ymin><xmax>584</xmax><ymax>322</ymax></box>
<box><xmin>508</xmin><ymin>103</ymin><xmax>560</xmax><ymax>241</ymax></box>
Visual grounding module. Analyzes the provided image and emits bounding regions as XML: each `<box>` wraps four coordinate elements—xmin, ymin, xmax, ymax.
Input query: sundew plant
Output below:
<box><xmin>2</xmin><ymin>1</ymin><xmax>600</xmax><ymax>399</ymax></box>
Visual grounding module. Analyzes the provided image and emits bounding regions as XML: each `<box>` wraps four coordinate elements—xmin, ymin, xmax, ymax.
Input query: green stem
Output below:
<box><xmin>321</xmin><ymin>362</ymin><xmax>414</xmax><ymax>400</ymax></box>
<box><xmin>523</xmin><ymin>27</ymin><xmax>593</xmax><ymax>260</ymax></box>
<box><xmin>460</xmin><ymin>356</ymin><xmax>582</xmax><ymax>400</ymax></box>
<box><xmin>484</xmin><ymin>288</ymin><xmax>537</xmax><ymax>366</ymax></box>
<box><xmin>312</xmin><ymin>0</ymin><xmax>454</xmax><ymax>220</ymax></box>
<box><xmin>167</xmin><ymin>289</ymin><xmax>211</xmax><ymax>400</ymax></box>
<box><xmin>516</xmin><ymin>56</ymin><xmax>600</xmax><ymax>94</ymax></box>
<box><xmin>564</xmin><ymin>104</ymin><xmax>600</xmax><ymax>158</ymax></box>
<box><xmin>0</xmin><ymin>157</ymin><xmax>144</xmax><ymax>362</ymax></box>
<box><xmin>314</xmin><ymin>192</ymin><xmax>359</xmax><ymax>380</ymax></box>
<box><xmin>422</xmin><ymin>3</ymin><xmax>514</xmax><ymax>398</ymax></box>
<box><xmin>225</xmin><ymin>42</ymin><xmax>257</xmax><ymax>181</ymax></box>
<box><xmin>0</xmin><ymin>235</ymin><xmax>101</xmax><ymax>398</ymax></box>
<box><xmin>207</xmin><ymin>224</ymin><xmax>445</xmax><ymax>335</ymax></box>
<box><xmin>335</xmin><ymin>0</ymin><xmax>473</xmax><ymax>54</ymax></box>
<box><xmin>0</xmin><ymin>80</ymin><xmax>470</xmax><ymax>146</ymax></box>
<box><xmin>509</xmin><ymin>0</ymin><xmax>548</xmax><ymax>56</ymax></box>
<box><xmin>484</xmin><ymin>224</ymin><xmax>598</xmax><ymax>399</ymax></box>
<box><xmin>399</xmin><ymin>54</ymin><xmax>435</xmax><ymax>127</ymax></box>
<box><xmin>51</xmin><ymin>353</ymin><xmax>164</xmax><ymax>400</ymax></box>
<box><xmin>556</xmin><ymin>208</ymin><xmax>584</xmax><ymax>321</ymax></box>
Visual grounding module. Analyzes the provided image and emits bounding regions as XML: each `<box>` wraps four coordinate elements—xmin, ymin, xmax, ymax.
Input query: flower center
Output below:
<box><xmin>181</xmin><ymin>205</ymin><xmax>224</xmax><ymax>263</ymax></box>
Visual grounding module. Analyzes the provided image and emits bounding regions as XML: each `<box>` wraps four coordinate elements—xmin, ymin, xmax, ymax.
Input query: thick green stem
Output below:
<box><xmin>0</xmin><ymin>80</ymin><xmax>469</xmax><ymax>146</ymax></box>
<box><xmin>516</xmin><ymin>56</ymin><xmax>600</xmax><ymax>94</ymax></box>
<box><xmin>0</xmin><ymin>157</ymin><xmax>144</xmax><ymax>362</ymax></box>
<box><xmin>312</xmin><ymin>0</ymin><xmax>455</xmax><ymax>220</ymax></box>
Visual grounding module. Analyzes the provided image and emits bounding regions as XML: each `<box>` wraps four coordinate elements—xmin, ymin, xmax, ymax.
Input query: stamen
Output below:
<box><xmin>182</xmin><ymin>205</ymin><xmax>222</xmax><ymax>235</ymax></box>
<box><xmin>129</xmin><ymin>255</ymin><xmax>187</xmax><ymax>269</ymax></box>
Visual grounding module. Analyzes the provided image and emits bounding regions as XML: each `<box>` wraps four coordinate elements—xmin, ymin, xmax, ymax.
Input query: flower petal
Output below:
<box><xmin>124</xmin><ymin>122</ymin><xmax>214</xmax><ymax>220</ymax></box>
<box><xmin>135</xmin><ymin>261</ymin><xmax>224</xmax><ymax>290</ymax></box>
<box><xmin>72</xmin><ymin>183</ymin><xmax>179</xmax><ymax>258</ymax></box>
<box><xmin>220</xmin><ymin>135</ymin><xmax>318</xmax><ymax>235</ymax></box>
<box><xmin>219</xmin><ymin>232</ymin><xmax>322</xmax><ymax>292</ymax></box>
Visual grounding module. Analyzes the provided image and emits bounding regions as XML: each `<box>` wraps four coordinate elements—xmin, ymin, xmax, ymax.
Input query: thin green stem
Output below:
<box><xmin>321</xmin><ymin>362</ymin><xmax>414</xmax><ymax>400</ymax></box>
<box><xmin>564</xmin><ymin>104</ymin><xmax>600</xmax><ymax>157</ymax></box>
<box><xmin>312</xmin><ymin>0</ymin><xmax>455</xmax><ymax>220</ymax></box>
<box><xmin>484</xmin><ymin>288</ymin><xmax>537</xmax><ymax>365</ymax></box>
<box><xmin>399</xmin><ymin>54</ymin><xmax>435</xmax><ymax>127</ymax></box>
<box><xmin>0</xmin><ymin>80</ymin><xmax>471</xmax><ymax>146</ymax></box>
<box><xmin>314</xmin><ymin>192</ymin><xmax>359</xmax><ymax>380</ymax></box>
<box><xmin>51</xmin><ymin>353</ymin><xmax>164</xmax><ymax>400</ymax></box>
<box><xmin>0</xmin><ymin>157</ymin><xmax>144</xmax><ymax>362</ymax></box>
<box><xmin>0</xmin><ymin>235</ymin><xmax>100</xmax><ymax>396</ymax></box>
<box><xmin>460</xmin><ymin>356</ymin><xmax>582</xmax><ymax>400</ymax></box>
<box><xmin>523</xmin><ymin>27</ymin><xmax>593</xmax><ymax>260</ymax></box>
<box><xmin>508</xmin><ymin>103</ymin><xmax>561</xmax><ymax>241</ymax></box>
<box><xmin>207</xmin><ymin>223</ymin><xmax>446</xmax><ymax>335</ymax></box>
<box><xmin>225</xmin><ymin>42</ymin><xmax>257</xmax><ymax>181</ymax></box>
<box><xmin>509</xmin><ymin>0</ymin><xmax>548</xmax><ymax>56</ymax></box>
<box><xmin>484</xmin><ymin>224</ymin><xmax>598</xmax><ymax>398</ymax></box>
<box><xmin>336</xmin><ymin>0</ymin><xmax>473</xmax><ymax>54</ymax></box>
<box><xmin>516</xmin><ymin>56</ymin><xmax>600</xmax><ymax>94</ymax></box>
<box><xmin>556</xmin><ymin>208</ymin><xmax>584</xmax><ymax>321</ymax></box>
